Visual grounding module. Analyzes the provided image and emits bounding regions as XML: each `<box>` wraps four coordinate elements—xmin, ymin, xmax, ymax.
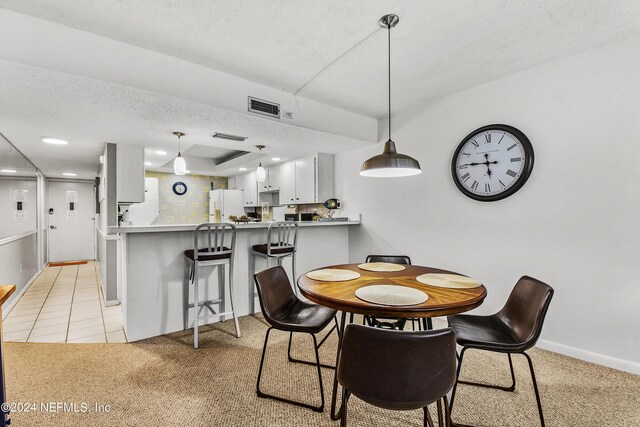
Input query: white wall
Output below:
<box><xmin>335</xmin><ymin>37</ymin><xmax>640</xmax><ymax>370</ymax></box>
<box><xmin>0</xmin><ymin>178</ymin><xmax>37</xmax><ymax>238</ymax></box>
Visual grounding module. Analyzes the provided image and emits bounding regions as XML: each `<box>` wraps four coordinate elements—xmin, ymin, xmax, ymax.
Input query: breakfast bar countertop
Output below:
<box><xmin>111</xmin><ymin>219</ymin><xmax>361</xmax><ymax>234</ymax></box>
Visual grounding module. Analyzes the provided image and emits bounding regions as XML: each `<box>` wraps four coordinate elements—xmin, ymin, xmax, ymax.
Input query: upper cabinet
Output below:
<box><xmin>259</xmin><ymin>167</ymin><xmax>280</xmax><ymax>193</ymax></box>
<box><xmin>227</xmin><ymin>176</ymin><xmax>237</xmax><ymax>190</ymax></box>
<box><xmin>231</xmin><ymin>153</ymin><xmax>334</xmax><ymax>206</ymax></box>
<box><xmin>116</xmin><ymin>144</ymin><xmax>145</xmax><ymax>204</ymax></box>
<box><xmin>278</xmin><ymin>153</ymin><xmax>334</xmax><ymax>205</ymax></box>
<box><xmin>242</xmin><ymin>170</ymin><xmax>258</xmax><ymax>207</ymax></box>
<box><xmin>279</xmin><ymin>161</ymin><xmax>296</xmax><ymax>204</ymax></box>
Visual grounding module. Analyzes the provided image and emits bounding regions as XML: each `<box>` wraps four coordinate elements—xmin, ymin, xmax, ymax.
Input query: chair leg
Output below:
<box><xmin>249</xmin><ymin>253</ymin><xmax>255</xmax><ymax>315</ymax></box>
<box><xmin>287</xmin><ymin>325</ymin><xmax>338</xmax><ymax>369</ymax></box>
<box><xmin>523</xmin><ymin>352</ymin><xmax>546</xmax><ymax>427</ymax></box>
<box><xmin>340</xmin><ymin>389</ymin><xmax>350</xmax><ymax>427</ymax></box>
<box><xmin>458</xmin><ymin>352</ymin><xmax>516</xmax><ymax>392</ymax></box>
<box><xmin>193</xmin><ymin>263</ymin><xmax>199</xmax><ymax>349</ymax></box>
<box><xmin>424</xmin><ymin>406</ymin><xmax>435</xmax><ymax>427</ymax></box>
<box><xmin>228</xmin><ymin>260</ymin><xmax>241</xmax><ymax>338</ymax></box>
<box><xmin>256</xmin><ymin>328</ymin><xmax>325</xmax><ymax>412</ymax></box>
<box><xmin>449</xmin><ymin>346</ymin><xmax>467</xmax><ymax>412</ymax></box>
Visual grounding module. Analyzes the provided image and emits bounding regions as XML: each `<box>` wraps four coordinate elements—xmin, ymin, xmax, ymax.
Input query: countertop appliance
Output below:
<box><xmin>209</xmin><ymin>190</ymin><xmax>244</xmax><ymax>222</ymax></box>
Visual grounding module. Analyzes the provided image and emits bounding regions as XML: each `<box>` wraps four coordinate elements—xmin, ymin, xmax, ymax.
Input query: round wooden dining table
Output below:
<box><xmin>297</xmin><ymin>263</ymin><xmax>487</xmax><ymax>421</ymax></box>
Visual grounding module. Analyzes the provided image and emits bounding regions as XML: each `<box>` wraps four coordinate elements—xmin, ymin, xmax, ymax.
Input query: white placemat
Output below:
<box><xmin>306</xmin><ymin>269</ymin><xmax>361</xmax><ymax>282</ymax></box>
<box><xmin>357</xmin><ymin>262</ymin><xmax>406</xmax><ymax>272</ymax></box>
<box><xmin>355</xmin><ymin>284</ymin><xmax>428</xmax><ymax>306</ymax></box>
<box><xmin>416</xmin><ymin>273</ymin><xmax>482</xmax><ymax>289</ymax></box>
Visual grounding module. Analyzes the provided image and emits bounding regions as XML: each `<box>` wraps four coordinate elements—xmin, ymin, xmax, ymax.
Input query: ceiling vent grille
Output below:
<box><xmin>248</xmin><ymin>97</ymin><xmax>280</xmax><ymax>119</ymax></box>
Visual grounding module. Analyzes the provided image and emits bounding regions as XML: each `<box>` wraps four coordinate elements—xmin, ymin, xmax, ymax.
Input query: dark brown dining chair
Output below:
<box><xmin>337</xmin><ymin>324</ymin><xmax>457</xmax><ymax>427</ymax></box>
<box><xmin>448</xmin><ymin>275</ymin><xmax>554</xmax><ymax>427</ymax></box>
<box><xmin>364</xmin><ymin>255</ymin><xmax>422</xmax><ymax>330</ymax></box>
<box><xmin>254</xmin><ymin>266</ymin><xmax>338</xmax><ymax>412</ymax></box>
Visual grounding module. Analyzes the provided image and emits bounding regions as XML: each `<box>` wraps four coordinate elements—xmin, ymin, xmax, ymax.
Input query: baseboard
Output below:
<box><xmin>2</xmin><ymin>269</ymin><xmax>41</xmax><ymax>320</ymax></box>
<box><xmin>537</xmin><ymin>339</ymin><xmax>640</xmax><ymax>375</ymax></box>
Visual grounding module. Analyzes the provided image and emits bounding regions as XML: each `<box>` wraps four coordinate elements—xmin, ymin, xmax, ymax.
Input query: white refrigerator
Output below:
<box><xmin>209</xmin><ymin>190</ymin><xmax>244</xmax><ymax>222</ymax></box>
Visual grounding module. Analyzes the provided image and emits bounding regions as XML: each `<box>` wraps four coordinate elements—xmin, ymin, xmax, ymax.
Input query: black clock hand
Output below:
<box><xmin>459</xmin><ymin>162</ymin><xmax>483</xmax><ymax>167</ymax></box>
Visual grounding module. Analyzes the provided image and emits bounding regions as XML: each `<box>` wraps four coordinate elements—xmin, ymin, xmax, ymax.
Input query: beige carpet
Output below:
<box><xmin>4</xmin><ymin>315</ymin><xmax>640</xmax><ymax>426</ymax></box>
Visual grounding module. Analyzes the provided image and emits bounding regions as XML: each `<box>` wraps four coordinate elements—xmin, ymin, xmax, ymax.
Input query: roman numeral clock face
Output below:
<box><xmin>452</xmin><ymin>125</ymin><xmax>534</xmax><ymax>202</ymax></box>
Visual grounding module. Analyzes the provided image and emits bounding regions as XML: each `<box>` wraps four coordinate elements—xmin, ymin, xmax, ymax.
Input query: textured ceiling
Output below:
<box><xmin>0</xmin><ymin>60</ymin><xmax>370</xmax><ymax>179</ymax></box>
<box><xmin>1</xmin><ymin>0</ymin><xmax>639</xmax><ymax>118</ymax></box>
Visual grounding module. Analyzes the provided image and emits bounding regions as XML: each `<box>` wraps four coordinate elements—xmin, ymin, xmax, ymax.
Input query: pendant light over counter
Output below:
<box><xmin>255</xmin><ymin>145</ymin><xmax>266</xmax><ymax>182</ymax></box>
<box><xmin>360</xmin><ymin>14</ymin><xmax>422</xmax><ymax>178</ymax></box>
<box><xmin>173</xmin><ymin>131</ymin><xmax>187</xmax><ymax>176</ymax></box>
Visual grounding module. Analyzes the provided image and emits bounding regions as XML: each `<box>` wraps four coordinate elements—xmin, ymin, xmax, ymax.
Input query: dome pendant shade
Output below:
<box><xmin>173</xmin><ymin>153</ymin><xmax>187</xmax><ymax>176</ymax></box>
<box><xmin>361</xmin><ymin>14</ymin><xmax>422</xmax><ymax>178</ymax></box>
<box><xmin>256</xmin><ymin>164</ymin><xmax>266</xmax><ymax>182</ymax></box>
<box><xmin>360</xmin><ymin>139</ymin><xmax>421</xmax><ymax>177</ymax></box>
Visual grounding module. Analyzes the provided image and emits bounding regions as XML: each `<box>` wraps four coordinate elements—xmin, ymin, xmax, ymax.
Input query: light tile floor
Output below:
<box><xmin>3</xmin><ymin>261</ymin><xmax>127</xmax><ymax>344</ymax></box>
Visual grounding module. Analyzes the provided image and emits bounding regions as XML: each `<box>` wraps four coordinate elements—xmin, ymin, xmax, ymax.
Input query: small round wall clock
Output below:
<box><xmin>172</xmin><ymin>181</ymin><xmax>188</xmax><ymax>196</ymax></box>
<box><xmin>452</xmin><ymin>124</ymin><xmax>534</xmax><ymax>202</ymax></box>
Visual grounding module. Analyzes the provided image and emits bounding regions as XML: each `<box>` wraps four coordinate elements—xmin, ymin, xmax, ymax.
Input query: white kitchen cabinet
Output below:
<box><xmin>279</xmin><ymin>161</ymin><xmax>296</xmax><ymax>204</ymax></box>
<box><xmin>277</xmin><ymin>154</ymin><xmax>334</xmax><ymax>205</ymax></box>
<box><xmin>295</xmin><ymin>155</ymin><xmax>315</xmax><ymax>204</ymax></box>
<box><xmin>268</xmin><ymin>167</ymin><xmax>280</xmax><ymax>191</ymax></box>
<box><xmin>258</xmin><ymin>169</ymin><xmax>270</xmax><ymax>193</ymax></box>
<box><xmin>116</xmin><ymin>143</ymin><xmax>145</xmax><ymax>203</ymax></box>
<box><xmin>227</xmin><ymin>176</ymin><xmax>237</xmax><ymax>190</ymax></box>
<box><xmin>242</xmin><ymin>171</ymin><xmax>258</xmax><ymax>207</ymax></box>
<box><xmin>258</xmin><ymin>167</ymin><xmax>280</xmax><ymax>193</ymax></box>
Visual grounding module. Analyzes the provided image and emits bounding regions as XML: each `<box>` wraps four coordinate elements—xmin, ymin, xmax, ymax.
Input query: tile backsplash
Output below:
<box><xmin>146</xmin><ymin>171</ymin><xmax>227</xmax><ymax>224</ymax></box>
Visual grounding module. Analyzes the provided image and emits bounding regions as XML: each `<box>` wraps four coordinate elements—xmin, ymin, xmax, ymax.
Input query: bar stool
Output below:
<box><xmin>249</xmin><ymin>221</ymin><xmax>298</xmax><ymax>314</ymax></box>
<box><xmin>183</xmin><ymin>223</ymin><xmax>241</xmax><ymax>349</ymax></box>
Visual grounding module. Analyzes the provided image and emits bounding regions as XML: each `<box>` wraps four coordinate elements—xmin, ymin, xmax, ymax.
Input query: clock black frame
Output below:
<box><xmin>172</xmin><ymin>181</ymin><xmax>188</xmax><ymax>196</ymax></box>
<box><xmin>451</xmin><ymin>124</ymin><xmax>534</xmax><ymax>202</ymax></box>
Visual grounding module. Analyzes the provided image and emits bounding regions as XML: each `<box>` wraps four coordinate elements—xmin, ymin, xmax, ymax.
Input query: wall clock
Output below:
<box><xmin>452</xmin><ymin>124</ymin><xmax>534</xmax><ymax>202</ymax></box>
<box><xmin>172</xmin><ymin>181</ymin><xmax>188</xmax><ymax>196</ymax></box>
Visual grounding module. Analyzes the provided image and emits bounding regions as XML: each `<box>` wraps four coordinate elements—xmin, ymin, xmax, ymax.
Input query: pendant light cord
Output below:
<box><xmin>387</xmin><ymin>23</ymin><xmax>391</xmax><ymax>141</ymax></box>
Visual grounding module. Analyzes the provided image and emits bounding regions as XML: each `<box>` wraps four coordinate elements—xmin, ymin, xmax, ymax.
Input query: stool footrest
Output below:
<box><xmin>186</xmin><ymin>298</ymin><xmax>223</xmax><ymax>309</ymax></box>
<box><xmin>195</xmin><ymin>311</ymin><xmax>236</xmax><ymax>322</ymax></box>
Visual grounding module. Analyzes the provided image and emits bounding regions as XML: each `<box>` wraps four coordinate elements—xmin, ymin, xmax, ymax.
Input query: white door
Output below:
<box><xmin>295</xmin><ymin>156</ymin><xmax>316</xmax><ymax>204</ymax></box>
<box><xmin>279</xmin><ymin>161</ymin><xmax>296</xmax><ymax>204</ymax></box>
<box><xmin>48</xmin><ymin>181</ymin><xmax>95</xmax><ymax>262</ymax></box>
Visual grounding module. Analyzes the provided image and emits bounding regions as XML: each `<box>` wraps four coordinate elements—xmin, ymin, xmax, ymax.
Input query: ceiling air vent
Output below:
<box><xmin>212</xmin><ymin>132</ymin><xmax>247</xmax><ymax>142</ymax></box>
<box><xmin>248</xmin><ymin>96</ymin><xmax>280</xmax><ymax>119</ymax></box>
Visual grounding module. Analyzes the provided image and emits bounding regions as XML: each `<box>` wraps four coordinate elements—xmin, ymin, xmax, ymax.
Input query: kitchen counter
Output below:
<box><xmin>111</xmin><ymin>219</ymin><xmax>360</xmax><ymax>234</ymax></box>
<box><xmin>115</xmin><ymin>218</ymin><xmax>360</xmax><ymax>341</ymax></box>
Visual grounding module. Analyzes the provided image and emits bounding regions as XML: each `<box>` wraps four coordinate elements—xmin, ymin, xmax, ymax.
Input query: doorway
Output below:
<box><xmin>48</xmin><ymin>181</ymin><xmax>95</xmax><ymax>262</ymax></box>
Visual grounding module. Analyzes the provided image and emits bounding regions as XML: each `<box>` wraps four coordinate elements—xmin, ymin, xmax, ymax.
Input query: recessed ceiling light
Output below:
<box><xmin>156</xmin><ymin>150</ymin><xmax>167</xmax><ymax>156</ymax></box>
<box><xmin>42</xmin><ymin>137</ymin><xmax>68</xmax><ymax>145</ymax></box>
<box><xmin>0</xmin><ymin>169</ymin><xmax>17</xmax><ymax>173</ymax></box>
<box><xmin>62</xmin><ymin>172</ymin><xmax>77</xmax><ymax>177</ymax></box>
<box><xmin>144</xmin><ymin>162</ymin><xmax>152</xmax><ymax>166</ymax></box>
<box><xmin>239</xmin><ymin>167</ymin><xmax>247</xmax><ymax>171</ymax></box>
<box><xmin>271</xmin><ymin>157</ymin><xmax>281</xmax><ymax>161</ymax></box>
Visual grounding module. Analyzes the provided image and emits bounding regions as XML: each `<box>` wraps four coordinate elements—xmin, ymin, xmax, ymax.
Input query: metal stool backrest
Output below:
<box><xmin>496</xmin><ymin>275</ymin><xmax>554</xmax><ymax>350</ymax></box>
<box><xmin>365</xmin><ymin>255</ymin><xmax>412</xmax><ymax>265</ymax></box>
<box><xmin>192</xmin><ymin>223</ymin><xmax>236</xmax><ymax>262</ymax></box>
<box><xmin>338</xmin><ymin>324</ymin><xmax>456</xmax><ymax>410</ymax></box>
<box><xmin>266</xmin><ymin>221</ymin><xmax>298</xmax><ymax>256</ymax></box>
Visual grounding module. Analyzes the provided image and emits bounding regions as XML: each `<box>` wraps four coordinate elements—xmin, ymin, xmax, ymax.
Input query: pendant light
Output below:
<box><xmin>173</xmin><ymin>131</ymin><xmax>187</xmax><ymax>176</ymax></box>
<box><xmin>360</xmin><ymin>14</ymin><xmax>421</xmax><ymax>178</ymax></box>
<box><xmin>255</xmin><ymin>145</ymin><xmax>266</xmax><ymax>182</ymax></box>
